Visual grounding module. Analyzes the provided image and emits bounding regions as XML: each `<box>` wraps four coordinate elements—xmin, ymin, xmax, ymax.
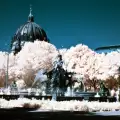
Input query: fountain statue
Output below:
<box><xmin>72</xmin><ymin>75</ymin><xmax>85</xmax><ymax>92</ymax></box>
<box><xmin>10</xmin><ymin>80</ymin><xmax>18</xmax><ymax>95</ymax></box>
<box><xmin>47</xmin><ymin>53</ymin><xmax>72</xmax><ymax>100</ymax></box>
<box><xmin>99</xmin><ymin>81</ymin><xmax>110</xmax><ymax>97</ymax></box>
<box><xmin>51</xmin><ymin>54</ymin><xmax>66</xmax><ymax>100</ymax></box>
<box><xmin>11</xmin><ymin>81</ymin><xmax>17</xmax><ymax>88</ymax></box>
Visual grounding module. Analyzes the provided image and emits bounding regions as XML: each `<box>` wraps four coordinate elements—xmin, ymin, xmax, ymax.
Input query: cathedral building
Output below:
<box><xmin>11</xmin><ymin>7</ymin><xmax>49</xmax><ymax>55</ymax></box>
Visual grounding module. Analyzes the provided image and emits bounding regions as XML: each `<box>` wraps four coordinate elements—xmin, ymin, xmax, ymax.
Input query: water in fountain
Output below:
<box><xmin>32</xmin><ymin>69</ymin><xmax>48</xmax><ymax>95</ymax></box>
<box><xmin>65</xmin><ymin>87</ymin><xmax>72</xmax><ymax>96</ymax></box>
<box><xmin>116</xmin><ymin>88</ymin><xmax>119</xmax><ymax>102</ymax></box>
<box><xmin>35</xmin><ymin>88</ymin><xmax>40</xmax><ymax>96</ymax></box>
<box><xmin>27</xmin><ymin>88</ymin><xmax>32</xmax><ymax>95</ymax></box>
<box><xmin>6</xmin><ymin>86</ymin><xmax>11</xmax><ymax>95</ymax></box>
<box><xmin>94</xmin><ymin>92</ymin><xmax>100</xmax><ymax>97</ymax></box>
<box><xmin>0</xmin><ymin>88</ymin><xmax>3</xmax><ymax>95</ymax></box>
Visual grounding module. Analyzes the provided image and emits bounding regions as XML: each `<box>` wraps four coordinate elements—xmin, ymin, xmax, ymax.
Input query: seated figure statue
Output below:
<box><xmin>99</xmin><ymin>82</ymin><xmax>110</xmax><ymax>97</ymax></box>
<box><xmin>10</xmin><ymin>81</ymin><xmax>18</xmax><ymax>94</ymax></box>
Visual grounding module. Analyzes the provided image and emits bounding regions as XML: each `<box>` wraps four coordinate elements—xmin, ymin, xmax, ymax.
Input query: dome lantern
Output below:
<box><xmin>28</xmin><ymin>5</ymin><xmax>34</xmax><ymax>22</ymax></box>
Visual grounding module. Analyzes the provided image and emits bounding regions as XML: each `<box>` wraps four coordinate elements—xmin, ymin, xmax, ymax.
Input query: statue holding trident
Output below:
<box><xmin>51</xmin><ymin>52</ymin><xmax>68</xmax><ymax>100</ymax></box>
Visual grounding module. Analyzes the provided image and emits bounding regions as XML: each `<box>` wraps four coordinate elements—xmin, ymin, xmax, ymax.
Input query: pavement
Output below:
<box><xmin>93</xmin><ymin>111</ymin><xmax>120</xmax><ymax>116</ymax></box>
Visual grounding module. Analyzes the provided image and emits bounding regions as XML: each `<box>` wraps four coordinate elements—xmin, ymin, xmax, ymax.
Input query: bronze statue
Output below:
<box><xmin>47</xmin><ymin>53</ymin><xmax>74</xmax><ymax>100</ymax></box>
<box><xmin>10</xmin><ymin>80</ymin><xmax>18</xmax><ymax>93</ymax></box>
<box><xmin>11</xmin><ymin>81</ymin><xmax>17</xmax><ymax>88</ymax></box>
<box><xmin>51</xmin><ymin>54</ymin><xmax>67</xmax><ymax>96</ymax></box>
<box><xmin>99</xmin><ymin>81</ymin><xmax>110</xmax><ymax>97</ymax></box>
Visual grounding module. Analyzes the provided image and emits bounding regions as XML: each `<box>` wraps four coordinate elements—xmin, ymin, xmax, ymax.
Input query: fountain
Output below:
<box><xmin>0</xmin><ymin>54</ymin><xmax>113</xmax><ymax>102</ymax></box>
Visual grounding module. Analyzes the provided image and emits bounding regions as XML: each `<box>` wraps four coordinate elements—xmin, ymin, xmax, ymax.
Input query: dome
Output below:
<box><xmin>11</xmin><ymin>7</ymin><xmax>49</xmax><ymax>55</ymax></box>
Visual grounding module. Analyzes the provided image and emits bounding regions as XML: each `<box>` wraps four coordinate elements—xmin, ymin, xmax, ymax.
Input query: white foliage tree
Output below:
<box><xmin>0</xmin><ymin>40</ymin><xmax>120</xmax><ymax>90</ymax></box>
<box><xmin>0</xmin><ymin>41</ymin><xmax>58</xmax><ymax>87</ymax></box>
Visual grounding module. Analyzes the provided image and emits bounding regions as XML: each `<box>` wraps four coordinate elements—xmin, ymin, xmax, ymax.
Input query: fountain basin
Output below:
<box><xmin>75</xmin><ymin>92</ymin><xmax>96</xmax><ymax>100</ymax></box>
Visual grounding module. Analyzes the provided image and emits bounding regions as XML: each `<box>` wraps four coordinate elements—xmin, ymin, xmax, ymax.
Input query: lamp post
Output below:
<box><xmin>5</xmin><ymin>52</ymin><xmax>9</xmax><ymax>88</ymax></box>
<box><xmin>117</xmin><ymin>67</ymin><xmax>120</xmax><ymax>101</ymax></box>
<box><xmin>114</xmin><ymin>66</ymin><xmax>120</xmax><ymax>102</ymax></box>
<box><xmin>116</xmin><ymin>50</ymin><xmax>120</xmax><ymax>101</ymax></box>
<box><xmin>4</xmin><ymin>42</ymin><xmax>10</xmax><ymax>89</ymax></box>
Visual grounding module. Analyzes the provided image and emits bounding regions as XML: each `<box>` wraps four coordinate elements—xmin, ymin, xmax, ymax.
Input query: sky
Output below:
<box><xmin>0</xmin><ymin>0</ymin><xmax>120</xmax><ymax>52</ymax></box>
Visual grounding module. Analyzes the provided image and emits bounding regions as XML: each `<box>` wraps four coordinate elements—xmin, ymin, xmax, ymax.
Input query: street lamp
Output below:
<box><xmin>117</xmin><ymin>67</ymin><xmax>120</xmax><ymax>101</ymax></box>
<box><xmin>116</xmin><ymin>50</ymin><xmax>120</xmax><ymax>101</ymax></box>
<box><xmin>114</xmin><ymin>66</ymin><xmax>120</xmax><ymax>102</ymax></box>
<box><xmin>4</xmin><ymin>42</ymin><xmax>10</xmax><ymax>89</ymax></box>
<box><xmin>5</xmin><ymin>52</ymin><xmax>9</xmax><ymax>88</ymax></box>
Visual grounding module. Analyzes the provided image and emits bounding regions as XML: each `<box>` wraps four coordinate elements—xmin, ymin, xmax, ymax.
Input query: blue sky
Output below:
<box><xmin>0</xmin><ymin>0</ymin><xmax>120</xmax><ymax>52</ymax></box>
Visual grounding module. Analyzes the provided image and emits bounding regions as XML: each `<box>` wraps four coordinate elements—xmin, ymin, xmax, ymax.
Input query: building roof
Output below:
<box><xmin>11</xmin><ymin>6</ymin><xmax>49</xmax><ymax>55</ymax></box>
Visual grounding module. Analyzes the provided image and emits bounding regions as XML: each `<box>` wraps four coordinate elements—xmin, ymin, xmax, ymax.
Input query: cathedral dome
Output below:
<box><xmin>11</xmin><ymin>6</ymin><xmax>49</xmax><ymax>55</ymax></box>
